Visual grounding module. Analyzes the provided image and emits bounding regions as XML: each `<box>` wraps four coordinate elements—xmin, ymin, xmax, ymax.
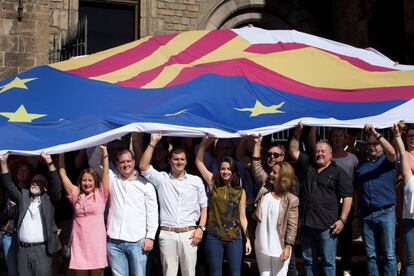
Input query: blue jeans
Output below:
<box><xmin>0</xmin><ymin>232</ymin><xmax>18</xmax><ymax>276</ymax></box>
<box><xmin>205</xmin><ymin>233</ymin><xmax>243</xmax><ymax>276</ymax></box>
<box><xmin>107</xmin><ymin>238</ymin><xmax>147</xmax><ymax>276</ymax></box>
<box><xmin>403</xmin><ymin>219</ymin><xmax>414</xmax><ymax>275</ymax></box>
<box><xmin>301</xmin><ymin>225</ymin><xmax>337</xmax><ymax>276</ymax></box>
<box><xmin>361</xmin><ymin>206</ymin><xmax>397</xmax><ymax>276</ymax></box>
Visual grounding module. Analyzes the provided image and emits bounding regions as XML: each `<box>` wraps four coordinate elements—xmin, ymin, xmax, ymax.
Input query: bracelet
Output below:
<box><xmin>47</xmin><ymin>162</ymin><xmax>53</xmax><ymax>166</ymax></box>
<box><xmin>339</xmin><ymin>218</ymin><xmax>347</xmax><ymax>224</ymax></box>
<box><xmin>376</xmin><ymin>133</ymin><xmax>383</xmax><ymax>140</ymax></box>
<box><xmin>102</xmin><ymin>154</ymin><xmax>108</xmax><ymax>159</ymax></box>
<box><xmin>251</xmin><ymin>156</ymin><xmax>261</xmax><ymax>161</ymax></box>
<box><xmin>148</xmin><ymin>143</ymin><xmax>156</xmax><ymax>149</ymax></box>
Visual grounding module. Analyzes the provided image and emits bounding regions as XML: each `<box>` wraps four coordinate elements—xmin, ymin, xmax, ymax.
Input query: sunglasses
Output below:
<box><xmin>266</xmin><ymin>152</ymin><xmax>284</xmax><ymax>158</ymax></box>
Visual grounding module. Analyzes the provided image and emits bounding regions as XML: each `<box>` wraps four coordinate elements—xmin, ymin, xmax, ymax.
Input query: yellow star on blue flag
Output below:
<box><xmin>0</xmin><ymin>77</ymin><xmax>37</xmax><ymax>93</ymax></box>
<box><xmin>0</xmin><ymin>105</ymin><xmax>46</xmax><ymax>122</ymax></box>
<box><xmin>235</xmin><ymin>100</ymin><xmax>285</xmax><ymax>117</ymax></box>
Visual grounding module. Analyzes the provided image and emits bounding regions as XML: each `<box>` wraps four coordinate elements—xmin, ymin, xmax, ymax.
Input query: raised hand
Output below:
<box><xmin>0</xmin><ymin>152</ymin><xmax>9</xmax><ymax>163</ymax></box>
<box><xmin>150</xmin><ymin>132</ymin><xmax>162</xmax><ymax>145</ymax></box>
<box><xmin>294</xmin><ymin>121</ymin><xmax>304</xmax><ymax>138</ymax></box>
<box><xmin>41</xmin><ymin>151</ymin><xmax>52</xmax><ymax>164</ymax></box>
<box><xmin>252</xmin><ymin>134</ymin><xmax>263</xmax><ymax>144</ymax></box>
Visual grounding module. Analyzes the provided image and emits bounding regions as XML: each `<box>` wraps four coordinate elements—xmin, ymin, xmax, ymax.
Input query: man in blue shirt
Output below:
<box><xmin>355</xmin><ymin>124</ymin><xmax>397</xmax><ymax>276</ymax></box>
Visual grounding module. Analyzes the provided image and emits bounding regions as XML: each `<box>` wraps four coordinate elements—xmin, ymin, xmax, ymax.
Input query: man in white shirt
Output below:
<box><xmin>140</xmin><ymin>133</ymin><xmax>208</xmax><ymax>276</ymax></box>
<box><xmin>92</xmin><ymin>148</ymin><xmax>158</xmax><ymax>276</ymax></box>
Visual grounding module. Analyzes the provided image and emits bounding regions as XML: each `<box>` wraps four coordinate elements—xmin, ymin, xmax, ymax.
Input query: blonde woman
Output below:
<box><xmin>253</xmin><ymin>161</ymin><xmax>299</xmax><ymax>276</ymax></box>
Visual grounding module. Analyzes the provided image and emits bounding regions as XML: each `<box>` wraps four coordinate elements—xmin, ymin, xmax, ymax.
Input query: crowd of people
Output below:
<box><xmin>0</xmin><ymin>121</ymin><xmax>413</xmax><ymax>276</ymax></box>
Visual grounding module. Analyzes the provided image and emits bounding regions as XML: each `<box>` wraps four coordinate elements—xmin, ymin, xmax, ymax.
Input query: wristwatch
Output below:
<box><xmin>198</xmin><ymin>225</ymin><xmax>206</xmax><ymax>232</ymax></box>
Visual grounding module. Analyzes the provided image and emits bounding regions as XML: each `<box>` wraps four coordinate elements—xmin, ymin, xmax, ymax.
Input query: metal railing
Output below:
<box><xmin>49</xmin><ymin>16</ymin><xmax>88</xmax><ymax>63</ymax></box>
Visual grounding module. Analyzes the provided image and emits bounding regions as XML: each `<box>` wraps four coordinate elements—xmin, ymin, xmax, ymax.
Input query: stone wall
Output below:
<box><xmin>49</xmin><ymin>0</ymin><xmax>78</xmax><ymax>52</ymax></box>
<box><xmin>0</xmin><ymin>0</ymin><xmax>78</xmax><ymax>80</ymax></box>
<box><xmin>141</xmin><ymin>0</ymin><xmax>216</xmax><ymax>36</ymax></box>
<box><xmin>0</xmin><ymin>0</ymin><xmax>49</xmax><ymax>79</ymax></box>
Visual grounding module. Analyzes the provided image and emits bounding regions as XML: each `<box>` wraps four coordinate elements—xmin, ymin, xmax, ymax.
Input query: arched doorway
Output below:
<box><xmin>199</xmin><ymin>0</ymin><xmax>318</xmax><ymax>33</ymax></box>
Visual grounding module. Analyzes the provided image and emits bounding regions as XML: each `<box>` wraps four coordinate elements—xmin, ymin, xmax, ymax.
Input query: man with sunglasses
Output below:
<box><xmin>355</xmin><ymin>124</ymin><xmax>397</xmax><ymax>276</ymax></box>
<box><xmin>0</xmin><ymin>152</ymin><xmax>62</xmax><ymax>276</ymax></box>
<box><xmin>251</xmin><ymin>135</ymin><xmax>286</xmax><ymax>187</ymax></box>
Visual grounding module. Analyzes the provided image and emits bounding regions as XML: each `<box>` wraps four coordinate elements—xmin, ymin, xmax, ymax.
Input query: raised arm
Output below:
<box><xmin>139</xmin><ymin>132</ymin><xmax>162</xmax><ymax>172</ymax></box>
<box><xmin>365</xmin><ymin>123</ymin><xmax>396</xmax><ymax>162</ymax></box>
<box><xmin>41</xmin><ymin>151</ymin><xmax>62</xmax><ymax>203</ymax></box>
<box><xmin>289</xmin><ymin>122</ymin><xmax>304</xmax><ymax>161</ymax></box>
<box><xmin>99</xmin><ymin>145</ymin><xmax>110</xmax><ymax>194</ymax></box>
<box><xmin>0</xmin><ymin>152</ymin><xmax>9</xmax><ymax>174</ymax></box>
<box><xmin>238</xmin><ymin>189</ymin><xmax>251</xmax><ymax>255</ymax></box>
<box><xmin>393</xmin><ymin>123</ymin><xmax>412</xmax><ymax>183</ymax></box>
<box><xmin>0</xmin><ymin>153</ymin><xmax>22</xmax><ymax>203</ymax></box>
<box><xmin>131</xmin><ymin>132</ymin><xmax>144</xmax><ymax>166</ymax></box>
<box><xmin>58</xmin><ymin>153</ymin><xmax>74</xmax><ymax>195</ymax></box>
<box><xmin>307</xmin><ymin>126</ymin><xmax>317</xmax><ymax>154</ymax></box>
<box><xmin>251</xmin><ymin>135</ymin><xmax>267</xmax><ymax>187</ymax></box>
<box><xmin>236</xmin><ymin>136</ymin><xmax>247</xmax><ymax>161</ymax></box>
<box><xmin>195</xmin><ymin>136</ymin><xmax>214</xmax><ymax>189</ymax></box>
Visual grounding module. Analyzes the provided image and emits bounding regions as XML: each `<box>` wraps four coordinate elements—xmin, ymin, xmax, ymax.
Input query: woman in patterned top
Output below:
<box><xmin>195</xmin><ymin>135</ymin><xmax>251</xmax><ymax>276</ymax></box>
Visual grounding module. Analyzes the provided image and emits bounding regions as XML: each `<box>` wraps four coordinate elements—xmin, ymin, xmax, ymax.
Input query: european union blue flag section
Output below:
<box><xmin>1</xmin><ymin>27</ymin><xmax>414</xmax><ymax>155</ymax></box>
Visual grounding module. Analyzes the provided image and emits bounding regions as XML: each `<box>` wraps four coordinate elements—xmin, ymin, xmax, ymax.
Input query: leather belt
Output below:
<box><xmin>19</xmin><ymin>241</ymin><xmax>45</xmax><ymax>247</ymax></box>
<box><xmin>160</xmin><ymin>226</ymin><xmax>196</xmax><ymax>233</ymax></box>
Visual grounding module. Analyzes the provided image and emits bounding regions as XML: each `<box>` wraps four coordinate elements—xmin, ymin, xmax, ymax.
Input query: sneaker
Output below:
<box><xmin>343</xmin><ymin>270</ymin><xmax>351</xmax><ymax>276</ymax></box>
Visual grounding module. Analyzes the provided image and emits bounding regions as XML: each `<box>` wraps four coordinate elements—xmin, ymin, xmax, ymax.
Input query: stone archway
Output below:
<box><xmin>199</xmin><ymin>0</ymin><xmax>317</xmax><ymax>33</ymax></box>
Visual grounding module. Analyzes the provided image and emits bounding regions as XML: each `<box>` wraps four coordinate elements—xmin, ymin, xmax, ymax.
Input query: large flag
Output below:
<box><xmin>1</xmin><ymin>27</ymin><xmax>414</xmax><ymax>155</ymax></box>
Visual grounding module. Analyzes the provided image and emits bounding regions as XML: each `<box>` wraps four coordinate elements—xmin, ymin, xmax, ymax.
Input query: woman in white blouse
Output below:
<box><xmin>253</xmin><ymin>161</ymin><xmax>299</xmax><ymax>276</ymax></box>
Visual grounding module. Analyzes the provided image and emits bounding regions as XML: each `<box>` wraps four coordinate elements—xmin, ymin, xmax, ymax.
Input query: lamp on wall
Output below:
<box><xmin>17</xmin><ymin>0</ymin><xmax>23</xmax><ymax>21</ymax></box>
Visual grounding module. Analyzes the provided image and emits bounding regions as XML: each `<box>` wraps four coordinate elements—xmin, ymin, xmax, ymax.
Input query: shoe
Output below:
<box><xmin>343</xmin><ymin>270</ymin><xmax>351</xmax><ymax>276</ymax></box>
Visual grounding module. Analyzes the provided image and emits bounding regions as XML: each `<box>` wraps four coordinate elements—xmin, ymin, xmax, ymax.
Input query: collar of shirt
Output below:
<box><xmin>116</xmin><ymin>169</ymin><xmax>139</xmax><ymax>181</ymax></box>
<box><xmin>169</xmin><ymin>171</ymin><xmax>188</xmax><ymax>180</ymax></box>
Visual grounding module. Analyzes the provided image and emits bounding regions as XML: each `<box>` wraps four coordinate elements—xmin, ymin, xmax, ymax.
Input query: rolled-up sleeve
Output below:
<box><xmin>196</xmin><ymin>178</ymin><xmax>208</xmax><ymax>209</ymax></box>
<box><xmin>141</xmin><ymin>165</ymin><xmax>164</xmax><ymax>189</ymax></box>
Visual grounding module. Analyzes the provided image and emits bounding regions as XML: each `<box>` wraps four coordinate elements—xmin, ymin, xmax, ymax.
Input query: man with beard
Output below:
<box><xmin>289</xmin><ymin>122</ymin><xmax>353</xmax><ymax>276</ymax></box>
<box><xmin>251</xmin><ymin>135</ymin><xmax>286</xmax><ymax>187</ymax></box>
<box><xmin>0</xmin><ymin>152</ymin><xmax>62</xmax><ymax>276</ymax></box>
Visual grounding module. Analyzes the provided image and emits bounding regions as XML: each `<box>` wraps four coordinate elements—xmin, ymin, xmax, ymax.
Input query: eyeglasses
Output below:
<box><xmin>267</xmin><ymin>152</ymin><xmax>284</xmax><ymax>158</ymax></box>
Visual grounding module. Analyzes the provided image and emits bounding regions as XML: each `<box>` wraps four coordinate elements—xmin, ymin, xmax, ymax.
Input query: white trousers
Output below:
<box><xmin>255</xmin><ymin>246</ymin><xmax>290</xmax><ymax>276</ymax></box>
<box><xmin>159</xmin><ymin>230</ymin><xmax>198</xmax><ymax>276</ymax></box>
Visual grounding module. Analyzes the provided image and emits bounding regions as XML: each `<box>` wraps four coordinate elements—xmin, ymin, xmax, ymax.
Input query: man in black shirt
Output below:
<box><xmin>289</xmin><ymin>122</ymin><xmax>353</xmax><ymax>276</ymax></box>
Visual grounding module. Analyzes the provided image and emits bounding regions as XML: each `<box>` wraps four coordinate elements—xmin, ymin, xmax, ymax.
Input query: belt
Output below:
<box><xmin>19</xmin><ymin>241</ymin><xmax>45</xmax><ymax>247</ymax></box>
<box><xmin>160</xmin><ymin>226</ymin><xmax>196</xmax><ymax>233</ymax></box>
<box><xmin>367</xmin><ymin>204</ymin><xmax>394</xmax><ymax>213</ymax></box>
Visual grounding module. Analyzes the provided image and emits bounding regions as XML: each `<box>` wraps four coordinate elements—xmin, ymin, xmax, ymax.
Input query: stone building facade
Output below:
<box><xmin>1</xmin><ymin>0</ymin><xmax>414</xmax><ymax>80</ymax></box>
